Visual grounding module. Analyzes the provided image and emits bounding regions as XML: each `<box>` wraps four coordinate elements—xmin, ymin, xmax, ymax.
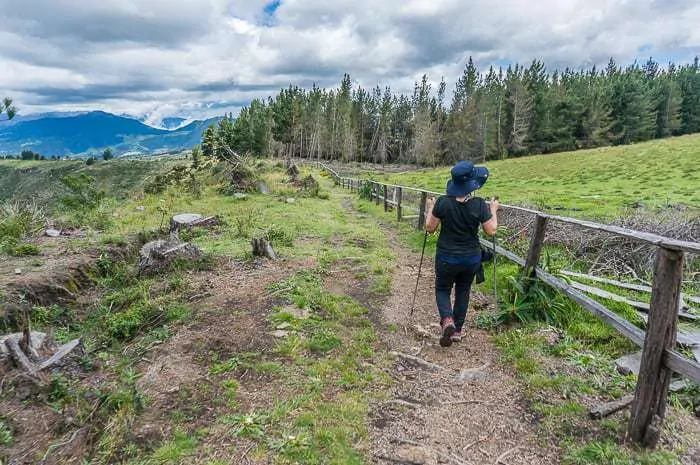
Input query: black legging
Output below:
<box><xmin>434</xmin><ymin>259</ymin><xmax>480</xmax><ymax>331</ymax></box>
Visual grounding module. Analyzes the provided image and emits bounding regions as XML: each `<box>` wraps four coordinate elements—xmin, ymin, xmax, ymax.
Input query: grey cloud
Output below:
<box><xmin>0</xmin><ymin>0</ymin><xmax>698</xmax><ymax>121</ymax></box>
<box><xmin>0</xmin><ymin>0</ymin><xmax>215</xmax><ymax>46</ymax></box>
<box><xmin>27</xmin><ymin>82</ymin><xmax>169</xmax><ymax>104</ymax></box>
<box><xmin>188</xmin><ymin>82</ymin><xmax>286</xmax><ymax>93</ymax></box>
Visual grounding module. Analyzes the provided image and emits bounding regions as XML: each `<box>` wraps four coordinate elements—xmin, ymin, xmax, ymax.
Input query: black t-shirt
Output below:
<box><xmin>432</xmin><ymin>195</ymin><xmax>492</xmax><ymax>258</ymax></box>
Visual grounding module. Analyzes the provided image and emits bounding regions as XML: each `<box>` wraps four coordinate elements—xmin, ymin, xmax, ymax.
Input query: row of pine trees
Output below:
<box><xmin>201</xmin><ymin>57</ymin><xmax>700</xmax><ymax>165</ymax></box>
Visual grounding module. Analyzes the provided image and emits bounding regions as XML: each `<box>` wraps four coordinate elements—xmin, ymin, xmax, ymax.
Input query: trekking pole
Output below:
<box><xmin>491</xmin><ymin>196</ymin><xmax>500</xmax><ymax>313</ymax></box>
<box><xmin>492</xmin><ymin>232</ymin><xmax>498</xmax><ymax>313</ymax></box>
<box><xmin>409</xmin><ymin>230</ymin><xmax>429</xmax><ymax>320</ymax></box>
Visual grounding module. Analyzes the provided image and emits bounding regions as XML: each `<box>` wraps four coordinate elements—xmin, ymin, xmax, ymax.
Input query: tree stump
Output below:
<box><xmin>251</xmin><ymin>238</ymin><xmax>277</xmax><ymax>260</ymax></box>
<box><xmin>286</xmin><ymin>163</ymin><xmax>300</xmax><ymax>181</ymax></box>
<box><xmin>139</xmin><ymin>239</ymin><xmax>203</xmax><ymax>275</ymax></box>
<box><xmin>169</xmin><ymin>213</ymin><xmax>221</xmax><ymax>233</ymax></box>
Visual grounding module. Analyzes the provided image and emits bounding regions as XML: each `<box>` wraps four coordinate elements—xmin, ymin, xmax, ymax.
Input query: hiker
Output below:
<box><xmin>425</xmin><ymin>160</ymin><xmax>498</xmax><ymax>347</ymax></box>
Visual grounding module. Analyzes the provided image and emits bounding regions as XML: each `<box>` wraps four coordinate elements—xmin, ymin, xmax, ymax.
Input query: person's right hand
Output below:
<box><xmin>490</xmin><ymin>197</ymin><xmax>500</xmax><ymax>211</ymax></box>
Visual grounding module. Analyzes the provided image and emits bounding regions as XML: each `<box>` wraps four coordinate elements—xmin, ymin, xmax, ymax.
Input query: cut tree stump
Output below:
<box><xmin>0</xmin><ymin>331</ymin><xmax>46</xmax><ymax>355</ymax></box>
<box><xmin>251</xmin><ymin>238</ymin><xmax>277</xmax><ymax>260</ymax></box>
<box><xmin>5</xmin><ymin>338</ymin><xmax>38</xmax><ymax>375</ymax></box>
<box><xmin>169</xmin><ymin>213</ymin><xmax>221</xmax><ymax>232</ymax></box>
<box><xmin>139</xmin><ymin>239</ymin><xmax>203</xmax><ymax>274</ymax></box>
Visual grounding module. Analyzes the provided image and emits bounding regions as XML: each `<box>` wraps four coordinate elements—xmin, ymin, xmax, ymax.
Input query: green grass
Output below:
<box><xmin>376</xmin><ymin>134</ymin><xmax>700</xmax><ymax>219</ymax></box>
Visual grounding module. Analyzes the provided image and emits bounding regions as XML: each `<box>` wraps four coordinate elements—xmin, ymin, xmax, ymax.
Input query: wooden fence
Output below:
<box><xmin>311</xmin><ymin>160</ymin><xmax>700</xmax><ymax>448</ymax></box>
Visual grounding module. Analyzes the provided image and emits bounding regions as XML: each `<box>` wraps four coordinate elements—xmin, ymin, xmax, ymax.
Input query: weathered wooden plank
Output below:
<box><xmin>570</xmin><ymin>282</ymin><xmax>650</xmax><ymax>310</ymax></box>
<box><xmin>561</xmin><ymin>271</ymin><xmax>653</xmax><ymax>293</ymax></box>
<box><xmin>664</xmin><ymin>349</ymin><xmax>700</xmax><ymax>383</ymax></box>
<box><xmin>544</xmin><ymin>214</ymin><xmax>700</xmax><ymax>254</ymax></box>
<box><xmin>536</xmin><ymin>270</ymin><xmax>647</xmax><ymax>347</ymax></box>
<box><xmin>568</xmin><ymin>280</ymin><xmax>699</xmax><ymax>321</ymax></box>
<box><xmin>562</xmin><ymin>270</ymin><xmax>700</xmax><ymax>307</ymax></box>
<box><xmin>628</xmin><ymin>247</ymin><xmax>684</xmax><ymax>448</ymax></box>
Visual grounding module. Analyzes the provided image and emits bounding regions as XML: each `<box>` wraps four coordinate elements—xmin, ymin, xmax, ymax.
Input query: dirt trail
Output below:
<box><xmin>369</xmin><ymin>232</ymin><xmax>560</xmax><ymax>465</ymax></box>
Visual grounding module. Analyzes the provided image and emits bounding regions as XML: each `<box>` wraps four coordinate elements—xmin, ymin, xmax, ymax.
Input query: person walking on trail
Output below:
<box><xmin>425</xmin><ymin>160</ymin><xmax>499</xmax><ymax>347</ymax></box>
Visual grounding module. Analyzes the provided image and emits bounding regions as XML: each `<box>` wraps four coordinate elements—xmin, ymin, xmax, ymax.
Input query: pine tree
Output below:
<box><xmin>504</xmin><ymin>65</ymin><xmax>533</xmax><ymax>156</ymax></box>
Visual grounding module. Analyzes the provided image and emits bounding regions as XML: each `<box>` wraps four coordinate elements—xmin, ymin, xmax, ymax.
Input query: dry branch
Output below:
<box><xmin>389</xmin><ymin>351</ymin><xmax>446</xmax><ymax>372</ymax></box>
<box><xmin>495</xmin><ymin>446</ymin><xmax>521</xmax><ymax>465</ymax></box>
<box><xmin>589</xmin><ymin>394</ymin><xmax>635</xmax><ymax>419</ymax></box>
<box><xmin>39</xmin><ymin>339</ymin><xmax>82</xmax><ymax>371</ymax></box>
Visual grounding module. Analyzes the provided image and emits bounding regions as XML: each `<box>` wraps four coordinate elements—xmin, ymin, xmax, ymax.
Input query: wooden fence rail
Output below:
<box><xmin>309</xmin><ymin>160</ymin><xmax>700</xmax><ymax>449</ymax></box>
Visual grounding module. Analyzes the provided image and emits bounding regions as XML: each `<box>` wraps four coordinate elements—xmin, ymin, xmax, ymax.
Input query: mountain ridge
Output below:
<box><xmin>0</xmin><ymin>111</ymin><xmax>223</xmax><ymax>157</ymax></box>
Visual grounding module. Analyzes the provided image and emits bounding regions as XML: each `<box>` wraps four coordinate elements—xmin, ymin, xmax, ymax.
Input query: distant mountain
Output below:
<box><xmin>0</xmin><ymin>111</ymin><xmax>223</xmax><ymax>157</ymax></box>
<box><xmin>161</xmin><ymin>117</ymin><xmax>188</xmax><ymax>130</ymax></box>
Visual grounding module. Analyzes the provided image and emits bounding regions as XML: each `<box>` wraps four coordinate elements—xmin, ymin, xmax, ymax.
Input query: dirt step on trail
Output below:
<box><xmin>370</xmin><ymin>235</ymin><xmax>559</xmax><ymax>465</ymax></box>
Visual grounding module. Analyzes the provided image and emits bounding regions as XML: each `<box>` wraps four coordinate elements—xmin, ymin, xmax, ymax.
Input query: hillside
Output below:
<box><xmin>0</xmin><ymin>158</ymin><xmax>184</xmax><ymax>206</ymax></box>
<box><xmin>0</xmin><ymin>111</ymin><xmax>222</xmax><ymax>157</ymax></box>
<box><xmin>375</xmin><ymin>134</ymin><xmax>700</xmax><ymax>219</ymax></box>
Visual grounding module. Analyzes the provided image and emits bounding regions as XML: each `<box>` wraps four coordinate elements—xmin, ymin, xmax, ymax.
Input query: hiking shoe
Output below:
<box><xmin>450</xmin><ymin>331</ymin><xmax>463</xmax><ymax>342</ymax></box>
<box><xmin>440</xmin><ymin>317</ymin><xmax>456</xmax><ymax>347</ymax></box>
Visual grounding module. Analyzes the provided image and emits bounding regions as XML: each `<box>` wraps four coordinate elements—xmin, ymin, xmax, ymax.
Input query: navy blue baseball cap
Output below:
<box><xmin>445</xmin><ymin>160</ymin><xmax>489</xmax><ymax>197</ymax></box>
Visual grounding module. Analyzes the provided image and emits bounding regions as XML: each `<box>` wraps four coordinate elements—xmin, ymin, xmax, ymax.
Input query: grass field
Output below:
<box><xmin>375</xmin><ymin>134</ymin><xmax>700</xmax><ymax>220</ymax></box>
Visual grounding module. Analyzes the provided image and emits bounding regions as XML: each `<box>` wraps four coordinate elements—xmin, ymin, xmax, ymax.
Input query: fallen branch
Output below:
<box><xmin>384</xmin><ymin>398</ymin><xmax>422</xmax><ymax>409</ymax></box>
<box><xmin>452</xmin><ymin>399</ymin><xmax>483</xmax><ymax>405</ymax></box>
<box><xmin>589</xmin><ymin>394</ymin><xmax>635</xmax><ymax>419</ymax></box>
<box><xmin>389</xmin><ymin>351</ymin><xmax>445</xmax><ymax>372</ymax></box>
<box><xmin>463</xmin><ymin>436</ymin><xmax>489</xmax><ymax>452</ymax></box>
<box><xmin>494</xmin><ymin>446</ymin><xmax>521</xmax><ymax>465</ymax></box>
<box><xmin>39</xmin><ymin>339</ymin><xmax>82</xmax><ymax>371</ymax></box>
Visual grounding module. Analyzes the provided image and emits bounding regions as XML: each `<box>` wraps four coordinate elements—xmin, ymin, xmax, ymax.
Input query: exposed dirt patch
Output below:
<box><xmin>130</xmin><ymin>255</ymin><xmax>316</xmax><ymax>461</ymax></box>
<box><xmin>369</xmin><ymin>231</ymin><xmax>560</xmax><ymax>465</ymax></box>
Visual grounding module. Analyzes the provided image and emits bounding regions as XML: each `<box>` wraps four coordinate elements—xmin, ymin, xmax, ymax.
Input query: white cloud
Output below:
<box><xmin>0</xmin><ymin>0</ymin><xmax>697</xmax><ymax>123</ymax></box>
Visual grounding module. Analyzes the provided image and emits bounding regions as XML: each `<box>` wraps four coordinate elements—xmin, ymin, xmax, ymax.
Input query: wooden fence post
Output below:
<box><xmin>524</xmin><ymin>215</ymin><xmax>548</xmax><ymax>280</ymax></box>
<box><xmin>396</xmin><ymin>187</ymin><xmax>403</xmax><ymax>222</ymax></box>
<box><xmin>374</xmin><ymin>183</ymin><xmax>381</xmax><ymax>205</ymax></box>
<box><xmin>418</xmin><ymin>191</ymin><xmax>428</xmax><ymax>230</ymax></box>
<box><xmin>627</xmin><ymin>247</ymin><xmax>684</xmax><ymax>448</ymax></box>
<box><xmin>383</xmin><ymin>185</ymin><xmax>388</xmax><ymax>212</ymax></box>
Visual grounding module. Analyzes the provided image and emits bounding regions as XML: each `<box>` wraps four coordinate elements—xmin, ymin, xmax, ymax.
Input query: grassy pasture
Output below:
<box><xmin>376</xmin><ymin>134</ymin><xmax>700</xmax><ymax>219</ymax></box>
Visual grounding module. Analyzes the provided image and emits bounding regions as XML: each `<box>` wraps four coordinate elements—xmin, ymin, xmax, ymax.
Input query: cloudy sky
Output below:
<box><xmin>1</xmin><ymin>0</ymin><xmax>698</xmax><ymax>125</ymax></box>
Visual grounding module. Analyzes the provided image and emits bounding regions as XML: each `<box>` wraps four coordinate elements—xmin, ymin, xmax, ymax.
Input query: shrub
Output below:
<box><xmin>58</xmin><ymin>173</ymin><xmax>112</xmax><ymax>229</ymax></box>
<box><xmin>10</xmin><ymin>243</ymin><xmax>40</xmax><ymax>256</ymax></box>
<box><xmin>0</xmin><ymin>200</ymin><xmax>46</xmax><ymax>254</ymax></box>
